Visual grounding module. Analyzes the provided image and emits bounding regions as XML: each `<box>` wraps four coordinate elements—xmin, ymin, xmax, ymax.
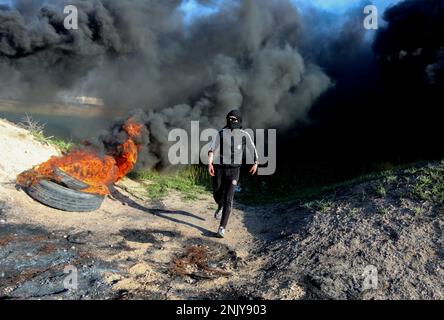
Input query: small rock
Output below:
<box><xmin>67</xmin><ymin>231</ymin><xmax>93</xmax><ymax>245</ymax></box>
<box><xmin>129</xmin><ymin>263</ymin><xmax>153</xmax><ymax>277</ymax></box>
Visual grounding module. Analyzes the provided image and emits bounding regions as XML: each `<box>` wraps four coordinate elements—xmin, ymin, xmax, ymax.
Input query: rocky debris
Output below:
<box><xmin>67</xmin><ymin>231</ymin><xmax>94</xmax><ymax>245</ymax></box>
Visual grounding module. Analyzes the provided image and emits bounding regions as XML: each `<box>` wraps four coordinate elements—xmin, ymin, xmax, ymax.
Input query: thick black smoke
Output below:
<box><xmin>369</xmin><ymin>0</ymin><xmax>444</xmax><ymax>160</ymax></box>
<box><xmin>1</xmin><ymin>0</ymin><xmax>443</xmax><ymax>174</ymax></box>
<box><xmin>287</xmin><ymin>0</ymin><xmax>444</xmax><ymax>167</ymax></box>
<box><xmin>1</xmin><ymin>0</ymin><xmax>332</xmax><ymax>169</ymax></box>
<box><xmin>374</xmin><ymin>0</ymin><xmax>444</xmax><ymax>89</ymax></box>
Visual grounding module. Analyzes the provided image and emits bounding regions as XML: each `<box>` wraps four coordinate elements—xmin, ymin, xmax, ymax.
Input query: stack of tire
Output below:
<box><xmin>26</xmin><ymin>168</ymin><xmax>105</xmax><ymax>212</ymax></box>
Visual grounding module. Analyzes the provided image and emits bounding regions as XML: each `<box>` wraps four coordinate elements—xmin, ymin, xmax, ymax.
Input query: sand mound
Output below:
<box><xmin>0</xmin><ymin>119</ymin><xmax>59</xmax><ymax>186</ymax></box>
<box><xmin>259</xmin><ymin>162</ymin><xmax>444</xmax><ymax>299</ymax></box>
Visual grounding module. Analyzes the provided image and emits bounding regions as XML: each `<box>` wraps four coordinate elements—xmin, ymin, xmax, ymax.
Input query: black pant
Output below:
<box><xmin>213</xmin><ymin>165</ymin><xmax>241</xmax><ymax>229</ymax></box>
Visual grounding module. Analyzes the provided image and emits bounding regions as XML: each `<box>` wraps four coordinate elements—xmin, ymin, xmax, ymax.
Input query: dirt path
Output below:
<box><xmin>0</xmin><ymin>172</ymin><xmax>299</xmax><ymax>299</ymax></box>
<box><xmin>0</xmin><ymin>118</ymin><xmax>303</xmax><ymax>299</ymax></box>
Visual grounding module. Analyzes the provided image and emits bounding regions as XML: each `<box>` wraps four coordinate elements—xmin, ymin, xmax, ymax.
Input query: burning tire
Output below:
<box><xmin>17</xmin><ymin>117</ymin><xmax>144</xmax><ymax>212</ymax></box>
<box><xmin>26</xmin><ymin>180</ymin><xmax>105</xmax><ymax>212</ymax></box>
<box><xmin>54</xmin><ymin>168</ymin><xmax>89</xmax><ymax>191</ymax></box>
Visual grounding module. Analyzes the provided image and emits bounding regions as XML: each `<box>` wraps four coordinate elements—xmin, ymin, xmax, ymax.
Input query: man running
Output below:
<box><xmin>208</xmin><ymin>110</ymin><xmax>258</xmax><ymax>238</ymax></box>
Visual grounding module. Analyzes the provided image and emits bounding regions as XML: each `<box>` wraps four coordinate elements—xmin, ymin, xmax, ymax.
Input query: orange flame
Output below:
<box><xmin>17</xmin><ymin>117</ymin><xmax>143</xmax><ymax>196</ymax></box>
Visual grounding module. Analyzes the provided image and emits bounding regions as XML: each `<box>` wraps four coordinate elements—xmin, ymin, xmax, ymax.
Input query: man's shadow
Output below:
<box><xmin>109</xmin><ymin>186</ymin><xmax>215</xmax><ymax>237</ymax></box>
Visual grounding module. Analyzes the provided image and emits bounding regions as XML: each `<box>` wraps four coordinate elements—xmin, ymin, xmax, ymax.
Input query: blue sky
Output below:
<box><xmin>180</xmin><ymin>0</ymin><xmax>401</xmax><ymax>21</ymax></box>
<box><xmin>181</xmin><ymin>0</ymin><xmax>401</xmax><ymax>23</ymax></box>
<box><xmin>1</xmin><ymin>0</ymin><xmax>401</xmax><ymax>20</ymax></box>
<box><xmin>295</xmin><ymin>0</ymin><xmax>398</xmax><ymax>12</ymax></box>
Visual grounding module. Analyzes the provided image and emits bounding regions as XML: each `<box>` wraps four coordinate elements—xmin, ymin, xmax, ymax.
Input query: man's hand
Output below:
<box><xmin>208</xmin><ymin>164</ymin><xmax>215</xmax><ymax>177</ymax></box>
<box><xmin>208</xmin><ymin>151</ymin><xmax>215</xmax><ymax>177</ymax></box>
<box><xmin>249</xmin><ymin>163</ymin><xmax>258</xmax><ymax>175</ymax></box>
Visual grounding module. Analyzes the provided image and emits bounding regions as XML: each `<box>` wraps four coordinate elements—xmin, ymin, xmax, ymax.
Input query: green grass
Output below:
<box><xmin>348</xmin><ymin>207</ymin><xmax>362</xmax><ymax>216</ymax></box>
<box><xmin>19</xmin><ymin>115</ymin><xmax>74</xmax><ymax>153</ymax></box>
<box><xmin>374</xmin><ymin>182</ymin><xmax>387</xmax><ymax>198</ymax></box>
<box><xmin>128</xmin><ymin>166</ymin><xmax>211</xmax><ymax>201</ymax></box>
<box><xmin>237</xmin><ymin>159</ymin><xmax>444</xmax><ymax>206</ymax></box>
<box><xmin>237</xmin><ymin>166</ymin><xmax>400</xmax><ymax>205</ymax></box>
<box><xmin>302</xmin><ymin>199</ymin><xmax>335</xmax><ymax>214</ymax></box>
<box><xmin>412</xmin><ymin>207</ymin><xmax>423</xmax><ymax>216</ymax></box>
<box><xmin>410</xmin><ymin>162</ymin><xmax>444</xmax><ymax>205</ymax></box>
<box><xmin>127</xmin><ymin>159</ymin><xmax>443</xmax><ymax>210</ymax></box>
<box><xmin>33</xmin><ymin>132</ymin><xmax>74</xmax><ymax>153</ymax></box>
<box><xmin>377</xmin><ymin>206</ymin><xmax>390</xmax><ymax>215</ymax></box>
<box><xmin>48</xmin><ymin>138</ymin><xmax>74</xmax><ymax>153</ymax></box>
<box><xmin>29</xmin><ymin>130</ymin><xmax>74</xmax><ymax>153</ymax></box>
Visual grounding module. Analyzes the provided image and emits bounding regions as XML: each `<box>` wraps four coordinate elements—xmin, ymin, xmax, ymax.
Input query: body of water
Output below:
<box><xmin>0</xmin><ymin>111</ymin><xmax>114</xmax><ymax>142</ymax></box>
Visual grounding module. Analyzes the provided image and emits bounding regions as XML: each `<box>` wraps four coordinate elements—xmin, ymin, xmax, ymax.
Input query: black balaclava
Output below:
<box><xmin>226</xmin><ymin>110</ymin><xmax>243</xmax><ymax>130</ymax></box>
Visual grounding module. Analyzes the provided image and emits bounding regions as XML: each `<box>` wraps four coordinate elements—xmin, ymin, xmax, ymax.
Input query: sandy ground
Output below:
<box><xmin>0</xmin><ymin>119</ymin><xmax>59</xmax><ymax>185</ymax></box>
<box><xmin>1</xmin><ymin>180</ymin><xmax>261</xmax><ymax>299</ymax></box>
<box><xmin>0</xmin><ymin>118</ymin><xmax>302</xmax><ymax>299</ymax></box>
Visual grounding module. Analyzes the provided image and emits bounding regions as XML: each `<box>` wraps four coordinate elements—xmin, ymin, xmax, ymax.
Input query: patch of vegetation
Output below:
<box><xmin>410</xmin><ymin>164</ymin><xmax>444</xmax><ymax>205</ymax></box>
<box><xmin>128</xmin><ymin>166</ymin><xmax>211</xmax><ymax>201</ymax></box>
<box><xmin>412</xmin><ymin>207</ymin><xmax>423</xmax><ymax>216</ymax></box>
<box><xmin>49</xmin><ymin>139</ymin><xmax>74</xmax><ymax>153</ymax></box>
<box><xmin>238</xmin><ymin>166</ymin><xmax>400</xmax><ymax>205</ymax></box>
<box><xmin>302</xmin><ymin>199</ymin><xmax>335</xmax><ymax>214</ymax></box>
<box><xmin>238</xmin><ymin>160</ymin><xmax>443</xmax><ymax>206</ymax></box>
<box><xmin>127</xmin><ymin>160</ymin><xmax>443</xmax><ymax>208</ymax></box>
<box><xmin>18</xmin><ymin>114</ymin><xmax>74</xmax><ymax>153</ymax></box>
<box><xmin>348</xmin><ymin>207</ymin><xmax>362</xmax><ymax>216</ymax></box>
<box><xmin>374</xmin><ymin>182</ymin><xmax>387</xmax><ymax>198</ymax></box>
<box><xmin>405</xmin><ymin>167</ymin><xmax>419</xmax><ymax>175</ymax></box>
<box><xmin>377</xmin><ymin>206</ymin><xmax>389</xmax><ymax>215</ymax></box>
<box><xmin>385</xmin><ymin>175</ymin><xmax>398</xmax><ymax>184</ymax></box>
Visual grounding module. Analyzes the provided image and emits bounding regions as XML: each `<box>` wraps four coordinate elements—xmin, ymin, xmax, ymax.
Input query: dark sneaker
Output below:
<box><xmin>214</xmin><ymin>207</ymin><xmax>223</xmax><ymax>220</ymax></box>
<box><xmin>216</xmin><ymin>226</ymin><xmax>225</xmax><ymax>238</ymax></box>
